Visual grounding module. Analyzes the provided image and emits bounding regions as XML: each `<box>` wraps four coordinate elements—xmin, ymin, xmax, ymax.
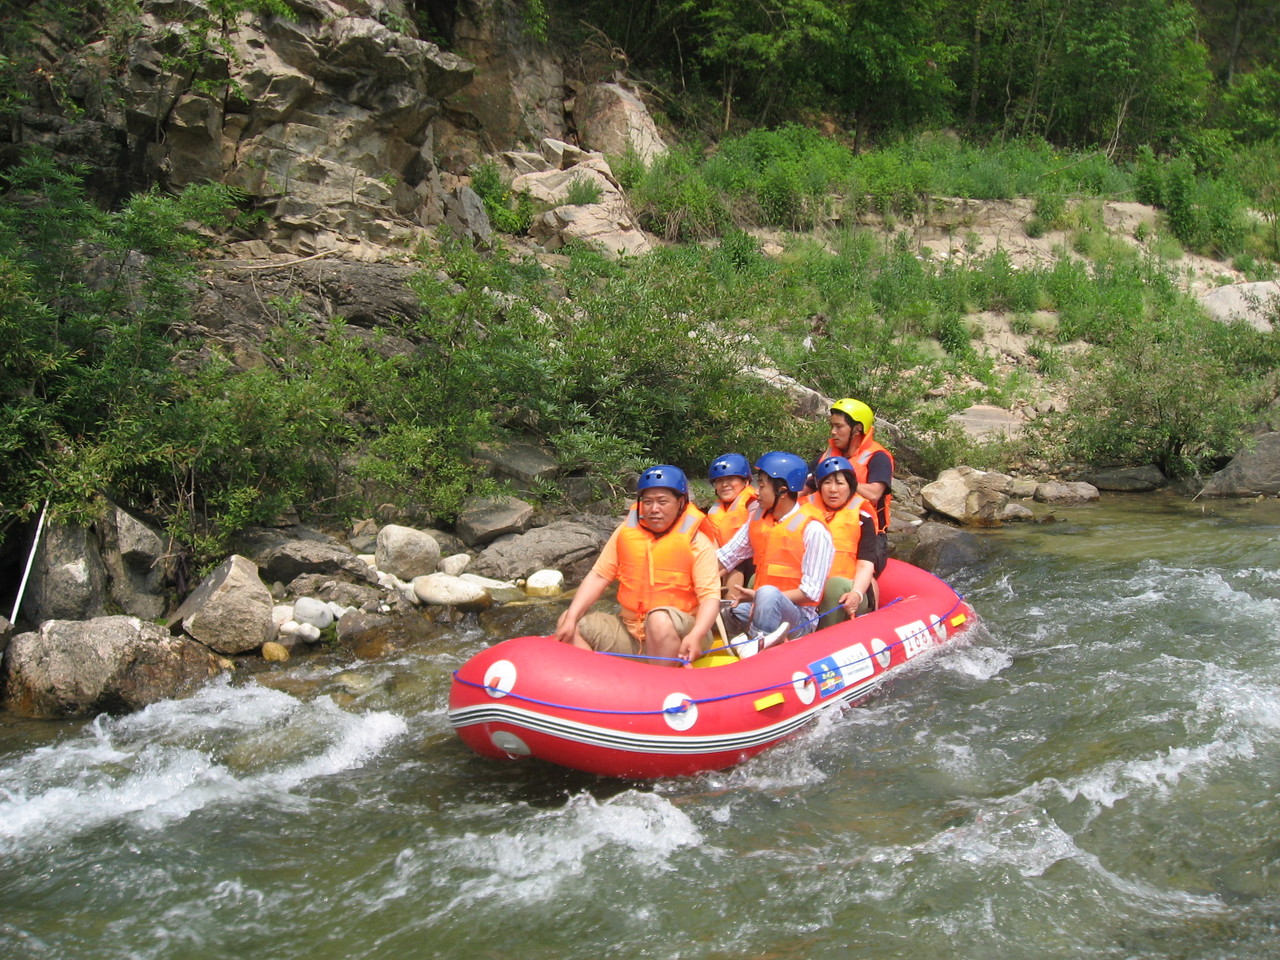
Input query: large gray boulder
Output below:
<box><xmin>168</xmin><ymin>555</ymin><xmax>274</xmax><ymax>655</ymax></box>
<box><xmin>2</xmin><ymin>616</ymin><xmax>225</xmax><ymax>718</ymax></box>
<box><xmin>1083</xmin><ymin>465</ymin><xmax>1167</xmax><ymax>492</ymax></box>
<box><xmin>1033</xmin><ymin>480</ymin><xmax>1100</xmax><ymax>504</ymax></box>
<box><xmin>455</xmin><ymin>495</ymin><xmax>537</xmax><ymax>547</ymax></box>
<box><xmin>1197</xmin><ymin>281</ymin><xmax>1279</xmax><ymax>333</ymax></box>
<box><xmin>574</xmin><ymin>82</ymin><xmax>668</xmax><ymax>166</ymax></box>
<box><xmin>920</xmin><ymin>467</ymin><xmax>1010</xmax><ymax>526</ymax></box>
<box><xmin>443</xmin><ymin>185</ymin><xmax>493</xmax><ymax>247</ymax></box>
<box><xmin>899</xmin><ymin>522</ymin><xmax>987</xmax><ymax>580</ymax></box>
<box><xmin>470</xmin><ymin>517</ymin><xmax>615</xmax><ymax>582</ymax></box>
<box><xmin>24</xmin><ymin>523</ymin><xmax>110</xmax><ymax>624</ymax></box>
<box><xmin>1200</xmin><ymin>432</ymin><xmax>1280</xmax><ymax>497</ymax></box>
<box><xmin>258</xmin><ymin>538</ymin><xmax>381</xmax><ymax>587</ymax></box>
<box><xmin>948</xmin><ymin>404</ymin><xmax>1024</xmax><ymax>440</ymax></box>
<box><xmin>100</xmin><ymin>503</ymin><xmax>174</xmax><ymax>620</ymax></box>
<box><xmin>375</xmin><ymin>524</ymin><xmax>441</xmax><ymax>580</ymax></box>
<box><xmin>473</xmin><ymin>440</ymin><xmax>560</xmax><ymax>488</ymax></box>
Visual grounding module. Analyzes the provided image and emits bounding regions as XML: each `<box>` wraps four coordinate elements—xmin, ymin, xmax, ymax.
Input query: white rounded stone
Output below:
<box><xmin>292</xmin><ymin>596</ymin><xmax>334</xmax><ymax>629</ymax></box>
<box><xmin>525</xmin><ymin>569</ymin><xmax>565</xmax><ymax>597</ymax></box>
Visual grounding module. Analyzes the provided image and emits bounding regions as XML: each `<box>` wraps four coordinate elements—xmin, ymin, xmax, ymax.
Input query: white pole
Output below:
<box><xmin>10</xmin><ymin>501</ymin><xmax>49</xmax><ymax>624</ymax></box>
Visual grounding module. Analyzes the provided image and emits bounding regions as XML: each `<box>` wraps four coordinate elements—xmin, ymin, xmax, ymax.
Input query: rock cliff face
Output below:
<box><xmin>7</xmin><ymin>0</ymin><xmax>581</xmax><ymax>259</ymax></box>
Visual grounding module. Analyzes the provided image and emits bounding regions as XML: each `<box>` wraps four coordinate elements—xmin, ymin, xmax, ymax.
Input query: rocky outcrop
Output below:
<box><xmin>442</xmin><ymin>0</ymin><xmax>568</xmax><ymax>157</ymax></box>
<box><xmin>1197</xmin><ymin>281</ymin><xmax>1279</xmax><ymax>333</ymax></box>
<box><xmin>1</xmin><ymin>616</ymin><xmax>226</xmax><ymax>718</ymax></box>
<box><xmin>155</xmin><ymin>2</ymin><xmax>477</xmax><ymax>258</ymax></box>
<box><xmin>573</xmin><ymin>82</ymin><xmax>668</xmax><ymax>165</ymax></box>
<box><xmin>506</xmin><ymin>138</ymin><xmax>652</xmax><ymax>257</ymax></box>
<box><xmin>921</xmin><ymin>466</ymin><xmax>1098</xmax><ymax>525</ymax></box>
<box><xmin>1199</xmin><ymin>432</ymin><xmax>1280</xmax><ymax>497</ymax></box>
<box><xmin>13</xmin><ymin>0</ymin><xmax>477</xmax><ymax>258</ymax></box>
<box><xmin>21</xmin><ymin>506</ymin><xmax>177</xmax><ymax>625</ymax></box>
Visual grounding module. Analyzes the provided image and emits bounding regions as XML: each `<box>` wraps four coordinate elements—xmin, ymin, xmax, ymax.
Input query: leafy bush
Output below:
<box><xmin>469</xmin><ymin>160</ymin><xmax>533</xmax><ymax>234</ymax></box>
<box><xmin>0</xmin><ymin>150</ymin><xmax>243</xmax><ymax>541</ymax></box>
<box><xmin>1060</xmin><ymin>314</ymin><xmax>1278</xmax><ymax>478</ymax></box>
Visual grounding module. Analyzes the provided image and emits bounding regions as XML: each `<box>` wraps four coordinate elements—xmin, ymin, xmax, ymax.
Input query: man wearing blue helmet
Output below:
<box><xmin>716</xmin><ymin>452</ymin><xmax>835</xmax><ymax>658</ymax></box>
<box><xmin>554</xmin><ymin>464</ymin><xmax>721</xmax><ymax>666</ymax></box>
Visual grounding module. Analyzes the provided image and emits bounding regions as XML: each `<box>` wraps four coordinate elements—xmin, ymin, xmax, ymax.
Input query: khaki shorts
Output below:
<box><xmin>578</xmin><ymin>606</ymin><xmax>708</xmax><ymax>656</ymax></box>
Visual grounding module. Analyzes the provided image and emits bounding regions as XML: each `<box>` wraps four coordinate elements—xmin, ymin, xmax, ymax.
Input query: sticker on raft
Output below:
<box><xmin>897</xmin><ymin>620</ymin><xmax>936</xmax><ymax>659</ymax></box>
<box><xmin>808</xmin><ymin>642</ymin><xmax>875</xmax><ymax>698</ymax></box>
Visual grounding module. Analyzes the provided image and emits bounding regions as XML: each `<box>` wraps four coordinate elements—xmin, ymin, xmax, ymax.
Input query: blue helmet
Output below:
<box><xmin>815</xmin><ymin>455</ymin><xmax>855</xmax><ymax>484</ymax></box>
<box><xmin>637</xmin><ymin>464</ymin><xmax>689</xmax><ymax>498</ymax></box>
<box><xmin>754</xmin><ymin>451</ymin><xmax>808</xmax><ymax>496</ymax></box>
<box><xmin>708</xmin><ymin>453</ymin><xmax>751</xmax><ymax>481</ymax></box>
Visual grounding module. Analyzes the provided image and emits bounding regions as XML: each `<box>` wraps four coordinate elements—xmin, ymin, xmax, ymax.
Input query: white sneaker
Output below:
<box><xmin>730</xmin><ymin>633</ymin><xmax>759</xmax><ymax>659</ymax></box>
<box><xmin>759</xmin><ymin>622</ymin><xmax>789</xmax><ymax>650</ymax></box>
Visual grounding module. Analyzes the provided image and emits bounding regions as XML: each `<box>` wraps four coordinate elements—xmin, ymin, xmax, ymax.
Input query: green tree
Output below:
<box><xmin>1217</xmin><ymin>66</ymin><xmax>1280</xmax><ymax>142</ymax></box>
<box><xmin>948</xmin><ymin>0</ymin><xmax>1209</xmax><ymax>153</ymax></box>
<box><xmin>678</xmin><ymin>0</ymin><xmax>845</xmax><ymax>129</ymax></box>
<box><xmin>817</xmin><ymin>0</ymin><xmax>958</xmax><ymax>151</ymax></box>
<box><xmin>1234</xmin><ymin>138</ymin><xmax>1280</xmax><ymax>257</ymax></box>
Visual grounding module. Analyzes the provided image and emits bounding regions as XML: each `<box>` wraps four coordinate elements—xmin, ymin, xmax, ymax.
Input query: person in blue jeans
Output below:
<box><xmin>716</xmin><ymin>452</ymin><xmax>834</xmax><ymax>658</ymax></box>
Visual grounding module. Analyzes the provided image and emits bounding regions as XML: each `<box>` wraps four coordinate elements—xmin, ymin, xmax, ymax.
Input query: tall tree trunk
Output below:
<box><xmin>966</xmin><ymin>7</ymin><xmax>984</xmax><ymax>128</ymax></box>
<box><xmin>723</xmin><ymin>66</ymin><xmax>735</xmax><ymax>133</ymax></box>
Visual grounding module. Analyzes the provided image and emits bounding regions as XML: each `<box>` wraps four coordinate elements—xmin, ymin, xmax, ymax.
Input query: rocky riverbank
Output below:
<box><xmin>8</xmin><ymin>424</ymin><xmax>1280</xmax><ymax>722</ymax></box>
<box><xmin>0</xmin><ymin>446</ymin><xmax>1106</xmax><ymax>720</ymax></box>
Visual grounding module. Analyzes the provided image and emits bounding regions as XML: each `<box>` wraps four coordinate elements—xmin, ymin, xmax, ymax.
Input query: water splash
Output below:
<box><xmin>0</xmin><ymin>677</ymin><xmax>406</xmax><ymax>853</ymax></box>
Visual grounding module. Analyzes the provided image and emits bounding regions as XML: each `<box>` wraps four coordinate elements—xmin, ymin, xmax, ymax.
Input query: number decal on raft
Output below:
<box><xmin>896</xmin><ymin>621</ymin><xmax>932</xmax><ymax>659</ymax></box>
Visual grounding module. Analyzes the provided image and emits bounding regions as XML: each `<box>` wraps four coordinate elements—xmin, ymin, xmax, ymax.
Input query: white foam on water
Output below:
<box><xmin>919</xmin><ymin>808</ymin><xmax>1080</xmax><ymax>878</ymax></box>
<box><xmin>1053</xmin><ymin>739</ymin><xmax>1244</xmax><ymax>817</ymax></box>
<box><xmin>942</xmin><ymin>644</ymin><xmax>1013</xmax><ymax>681</ymax></box>
<box><xmin>0</xmin><ymin>677</ymin><xmax>407</xmax><ymax>853</ymax></box>
<box><xmin>428</xmin><ymin>789</ymin><xmax>700</xmax><ymax>915</ymax></box>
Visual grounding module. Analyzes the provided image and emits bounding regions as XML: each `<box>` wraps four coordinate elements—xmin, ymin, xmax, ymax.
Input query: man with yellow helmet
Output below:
<box><xmin>825</xmin><ymin>398</ymin><xmax>894</xmax><ymax>556</ymax></box>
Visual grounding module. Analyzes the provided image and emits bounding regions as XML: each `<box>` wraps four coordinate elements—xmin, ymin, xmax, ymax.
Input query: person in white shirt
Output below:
<box><xmin>716</xmin><ymin>451</ymin><xmax>834</xmax><ymax>658</ymax></box>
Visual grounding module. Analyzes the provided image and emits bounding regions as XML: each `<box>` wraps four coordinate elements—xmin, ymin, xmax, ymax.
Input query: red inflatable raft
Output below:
<box><xmin>448</xmin><ymin>558</ymin><xmax>975</xmax><ymax>779</ymax></box>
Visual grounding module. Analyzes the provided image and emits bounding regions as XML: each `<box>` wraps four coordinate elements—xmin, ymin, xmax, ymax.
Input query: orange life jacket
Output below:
<box><xmin>748</xmin><ymin>507</ymin><xmax>823</xmax><ymax>604</ymax></box>
<box><xmin>805</xmin><ymin>494</ymin><xmax>872</xmax><ymax>580</ymax></box>
<box><xmin>615</xmin><ymin>504</ymin><xmax>707</xmax><ymax>617</ymax></box>
<box><xmin>824</xmin><ymin>428</ymin><xmax>894</xmax><ymax>529</ymax></box>
<box><xmin>704</xmin><ymin>486</ymin><xmax>758</xmax><ymax>547</ymax></box>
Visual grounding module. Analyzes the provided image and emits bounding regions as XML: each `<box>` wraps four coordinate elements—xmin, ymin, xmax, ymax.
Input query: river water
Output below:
<box><xmin>3</xmin><ymin>493</ymin><xmax>1280</xmax><ymax>960</ymax></box>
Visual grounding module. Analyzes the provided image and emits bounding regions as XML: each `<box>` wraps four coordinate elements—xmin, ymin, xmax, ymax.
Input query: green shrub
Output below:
<box><xmin>469</xmin><ymin>160</ymin><xmax>533</xmax><ymax>234</ymax></box>
<box><xmin>1061</xmin><ymin>315</ymin><xmax>1276</xmax><ymax>478</ymax></box>
<box><xmin>564</xmin><ymin>175</ymin><xmax>604</xmax><ymax>206</ymax></box>
<box><xmin>0</xmin><ymin>150</ymin><xmax>245</xmax><ymax>542</ymax></box>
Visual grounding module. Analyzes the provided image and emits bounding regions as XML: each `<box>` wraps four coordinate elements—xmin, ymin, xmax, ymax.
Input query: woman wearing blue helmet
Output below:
<box><xmin>705</xmin><ymin>453</ymin><xmax>759</xmax><ymax>594</ymax></box>
<box><xmin>806</xmin><ymin>455</ymin><xmax>882</xmax><ymax>628</ymax></box>
<box><xmin>715</xmin><ymin>452</ymin><xmax>835</xmax><ymax>658</ymax></box>
<box><xmin>554</xmin><ymin>464</ymin><xmax>721</xmax><ymax>665</ymax></box>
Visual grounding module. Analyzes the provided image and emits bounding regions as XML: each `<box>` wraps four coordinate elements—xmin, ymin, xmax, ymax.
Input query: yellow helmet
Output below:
<box><xmin>831</xmin><ymin>398</ymin><xmax>873</xmax><ymax>434</ymax></box>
